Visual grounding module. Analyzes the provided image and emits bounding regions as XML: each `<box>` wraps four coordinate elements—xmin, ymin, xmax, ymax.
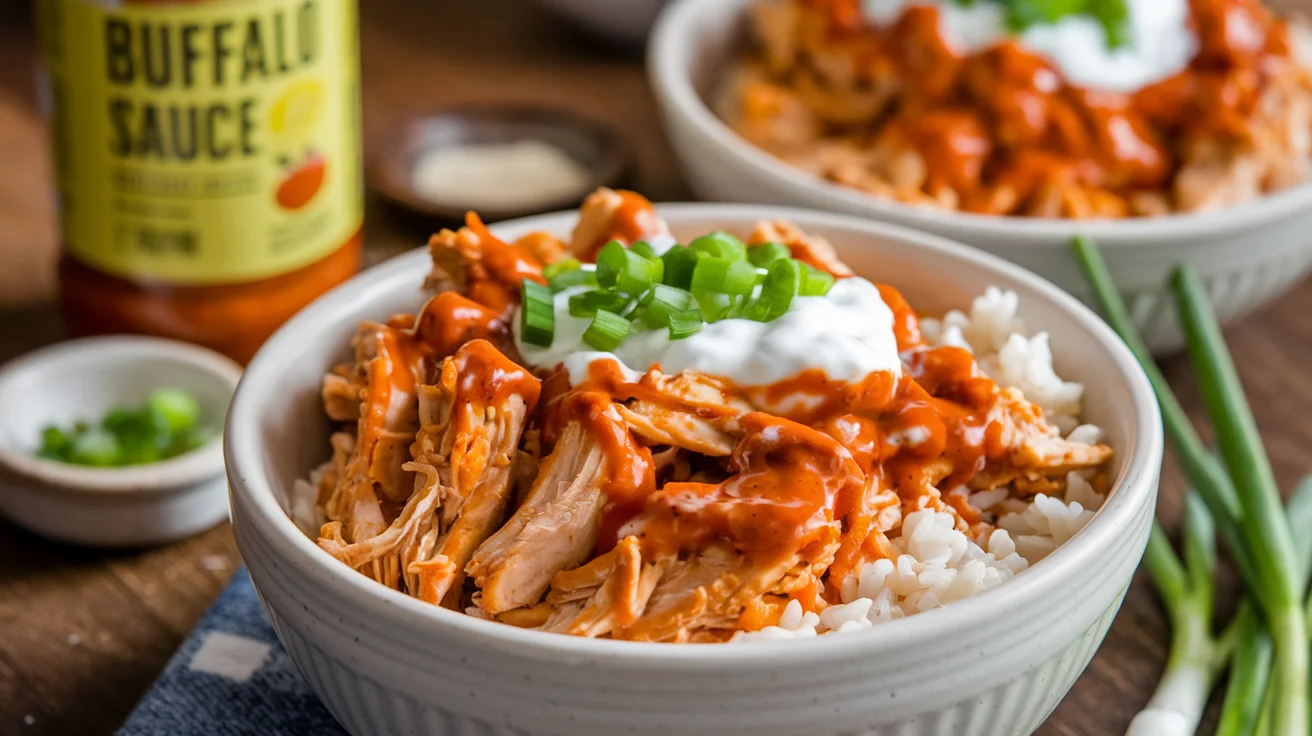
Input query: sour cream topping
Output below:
<box><xmin>861</xmin><ymin>0</ymin><xmax>1197</xmax><ymax>93</ymax></box>
<box><xmin>514</xmin><ymin>276</ymin><xmax>903</xmax><ymax>389</ymax></box>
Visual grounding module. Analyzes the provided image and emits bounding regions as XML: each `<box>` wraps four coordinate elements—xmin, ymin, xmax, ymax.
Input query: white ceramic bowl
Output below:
<box><xmin>535</xmin><ymin>0</ymin><xmax>669</xmax><ymax>45</ymax></box>
<box><xmin>228</xmin><ymin>204</ymin><xmax>1163</xmax><ymax>736</ymax></box>
<box><xmin>647</xmin><ymin>0</ymin><xmax>1312</xmax><ymax>352</ymax></box>
<box><xmin>0</xmin><ymin>336</ymin><xmax>240</xmax><ymax>547</ymax></box>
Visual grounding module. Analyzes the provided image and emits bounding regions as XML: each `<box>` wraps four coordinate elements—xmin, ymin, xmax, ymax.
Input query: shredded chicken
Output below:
<box><xmin>301</xmin><ymin>189</ymin><xmax>1116</xmax><ymax>642</ymax></box>
<box><xmin>570</xmin><ymin>188</ymin><xmax>671</xmax><ymax>260</ymax></box>
<box><xmin>466</xmin><ymin>412</ymin><xmax>616</xmax><ymax>614</ymax></box>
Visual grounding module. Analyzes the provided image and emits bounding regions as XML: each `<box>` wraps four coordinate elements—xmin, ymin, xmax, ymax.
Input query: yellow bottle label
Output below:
<box><xmin>38</xmin><ymin>0</ymin><xmax>362</xmax><ymax>285</ymax></box>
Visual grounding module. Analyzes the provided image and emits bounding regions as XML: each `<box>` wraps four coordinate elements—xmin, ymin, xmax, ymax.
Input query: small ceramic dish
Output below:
<box><xmin>0</xmin><ymin>336</ymin><xmax>241</xmax><ymax>548</ymax></box>
<box><xmin>367</xmin><ymin>105</ymin><xmax>633</xmax><ymax>222</ymax></box>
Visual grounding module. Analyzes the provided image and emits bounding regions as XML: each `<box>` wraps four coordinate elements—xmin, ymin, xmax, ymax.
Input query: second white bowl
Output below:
<box><xmin>647</xmin><ymin>0</ymin><xmax>1312</xmax><ymax>352</ymax></box>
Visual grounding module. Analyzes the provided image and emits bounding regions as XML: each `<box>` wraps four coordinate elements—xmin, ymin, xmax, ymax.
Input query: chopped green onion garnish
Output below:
<box><xmin>960</xmin><ymin>0</ymin><xmax>1130</xmax><ymax>50</ymax></box>
<box><xmin>594</xmin><ymin>241</ymin><xmax>628</xmax><ymax>289</ymax></box>
<box><xmin>689</xmin><ymin>231</ymin><xmax>748</xmax><ymax>262</ymax></box>
<box><xmin>668</xmin><ymin>309</ymin><xmax>704</xmax><ymax>340</ymax></box>
<box><xmin>35</xmin><ymin>388</ymin><xmax>211</xmax><ymax>468</ymax></box>
<box><xmin>520</xmin><ymin>278</ymin><xmax>555</xmax><ymax>347</ymax></box>
<box><xmin>617</xmin><ymin>252</ymin><xmax>663</xmax><ymax>296</ymax></box>
<box><xmin>629</xmin><ymin>241</ymin><xmax>658</xmax><ymax>259</ymax></box>
<box><xmin>691</xmin><ymin>257</ymin><xmax>757</xmax><ymax>297</ymax></box>
<box><xmin>596</xmin><ymin>240</ymin><xmax>664</xmax><ymax>296</ymax></box>
<box><xmin>569</xmin><ymin>290</ymin><xmax>631</xmax><ymax>319</ymax></box>
<box><xmin>660</xmin><ymin>245</ymin><xmax>700</xmax><ymax>290</ymax></box>
<box><xmin>750</xmin><ymin>257</ymin><xmax>802</xmax><ymax>321</ymax></box>
<box><xmin>40</xmin><ymin>426</ymin><xmax>72</xmax><ymax>456</ymax></box>
<box><xmin>799</xmin><ymin>263</ymin><xmax>835</xmax><ymax>296</ymax></box>
<box><xmin>147</xmin><ymin>389</ymin><xmax>201</xmax><ymax>433</ymax></box>
<box><xmin>582</xmin><ymin>309</ymin><xmax>630</xmax><ymax>351</ymax></box>
<box><xmin>549</xmin><ymin>267</ymin><xmax>596</xmax><ymax>293</ymax></box>
<box><xmin>543</xmin><ymin>257</ymin><xmax>582</xmax><ymax>282</ymax></box>
<box><xmin>638</xmin><ymin>285</ymin><xmax>698</xmax><ymax>329</ymax></box>
<box><xmin>70</xmin><ymin>428</ymin><xmax>122</xmax><ymax>467</ymax></box>
<box><xmin>693</xmin><ymin>290</ymin><xmax>733</xmax><ymax>322</ymax></box>
<box><xmin>747</xmin><ymin>242</ymin><xmax>791</xmax><ymax>268</ymax></box>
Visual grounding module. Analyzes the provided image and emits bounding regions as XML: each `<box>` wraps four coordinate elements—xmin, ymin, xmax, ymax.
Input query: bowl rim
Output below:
<box><xmin>0</xmin><ymin>335</ymin><xmax>240</xmax><ymax>494</ymax></box>
<box><xmin>646</xmin><ymin>0</ymin><xmax>1312</xmax><ymax>245</ymax></box>
<box><xmin>228</xmin><ymin>202</ymin><xmax>1163</xmax><ymax>664</ymax></box>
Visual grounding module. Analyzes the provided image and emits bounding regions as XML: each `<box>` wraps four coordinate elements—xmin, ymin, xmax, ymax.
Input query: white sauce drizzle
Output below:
<box><xmin>514</xmin><ymin>277</ymin><xmax>903</xmax><ymax>393</ymax></box>
<box><xmin>860</xmin><ymin>0</ymin><xmax>1197</xmax><ymax>93</ymax></box>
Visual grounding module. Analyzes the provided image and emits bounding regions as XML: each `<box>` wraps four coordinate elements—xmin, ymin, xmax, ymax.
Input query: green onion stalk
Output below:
<box><xmin>1172</xmin><ymin>267</ymin><xmax>1308</xmax><ymax>735</ymax></box>
<box><xmin>1071</xmin><ymin>238</ymin><xmax>1310</xmax><ymax>735</ymax></box>
<box><xmin>1217</xmin><ymin>476</ymin><xmax>1312</xmax><ymax>736</ymax></box>
<box><xmin>1128</xmin><ymin>495</ymin><xmax>1229</xmax><ymax>735</ymax></box>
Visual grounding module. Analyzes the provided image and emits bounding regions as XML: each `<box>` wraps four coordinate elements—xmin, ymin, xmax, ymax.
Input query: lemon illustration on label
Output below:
<box><xmin>269</xmin><ymin>80</ymin><xmax>325</xmax><ymax>143</ymax></box>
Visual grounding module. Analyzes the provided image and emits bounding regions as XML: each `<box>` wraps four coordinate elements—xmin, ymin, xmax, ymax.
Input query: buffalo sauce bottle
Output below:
<box><xmin>37</xmin><ymin>0</ymin><xmax>363</xmax><ymax>363</ymax></box>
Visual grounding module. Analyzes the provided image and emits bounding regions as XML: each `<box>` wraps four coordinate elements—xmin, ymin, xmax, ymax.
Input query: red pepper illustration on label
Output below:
<box><xmin>276</xmin><ymin>150</ymin><xmax>327</xmax><ymax>210</ymax></box>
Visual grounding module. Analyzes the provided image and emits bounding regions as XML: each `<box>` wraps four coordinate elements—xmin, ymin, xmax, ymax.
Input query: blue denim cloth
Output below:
<box><xmin>116</xmin><ymin>567</ymin><xmax>345</xmax><ymax>736</ymax></box>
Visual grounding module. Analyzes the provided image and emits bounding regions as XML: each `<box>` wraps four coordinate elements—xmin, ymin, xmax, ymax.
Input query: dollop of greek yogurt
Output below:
<box><xmin>514</xmin><ymin>277</ymin><xmax>903</xmax><ymax>389</ymax></box>
<box><xmin>861</xmin><ymin>0</ymin><xmax>1197</xmax><ymax>93</ymax></box>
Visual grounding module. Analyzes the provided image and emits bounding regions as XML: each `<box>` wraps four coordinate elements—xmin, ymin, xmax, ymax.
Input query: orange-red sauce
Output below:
<box><xmin>578</xmin><ymin>190</ymin><xmax>668</xmax><ymax>262</ymax></box>
<box><xmin>633</xmin><ymin>412</ymin><xmax>863</xmax><ymax>557</ymax></box>
<box><xmin>561</xmin><ymin>327</ymin><xmax>1017</xmax><ymax>588</ymax></box>
<box><xmin>795</xmin><ymin>0</ymin><xmax>1294</xmax><ymax>214</ymax></box>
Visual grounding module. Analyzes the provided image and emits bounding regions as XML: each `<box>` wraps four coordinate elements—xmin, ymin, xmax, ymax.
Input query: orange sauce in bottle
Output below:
<box><xmin>38</xmin><ymin>0</ymin><xmax>363</xmax><ymax>362</ymax></box>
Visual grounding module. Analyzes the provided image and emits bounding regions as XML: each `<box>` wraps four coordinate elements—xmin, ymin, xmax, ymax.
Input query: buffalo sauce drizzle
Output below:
<box><xmin>799</xmin><ymin>0</ymin><xmax>1294</xmax><ymax>212</ymax></box>
<box><xmin>578</xmin><ymin>190</ymin><xmax>669</xmax><ymax>263</ymax></box>
<box><xmin>535</xmin><ymin>286</ymin><xmax>1023</xmax><ymax>614</ymax></box>
<box><xmin>458</xmin><ymin>212</ymin><xmax>546</xmax><ymax>316</ymax></box>
<box><xmin>633</xmin><ymin>411</ymin><xmax>864</xmax><ymax>558</ymax></box>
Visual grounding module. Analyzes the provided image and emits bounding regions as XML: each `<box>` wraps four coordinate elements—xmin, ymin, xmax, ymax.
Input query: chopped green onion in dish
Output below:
<box><xmin>688</xmin><ymin>231</ymin><xmax>748</xmax><ymax>262</ymax></box>
<box><xmin>529</xmin><ymin>233</ymin><xmax>841</xmax><ymax>353</ymax></box>
<box><xmin>520</xmin><ymin>278</ymin><xmax>556</xmax><ymax>347</ymax></box>
<box><xmin>752</xmin><ymin>257</ymin><xmax>803</xmax><ymax>321</ymax></box>
<box><xmin>36</xmin><ymin>389</ymin><xmax>212</xmax><ymax>467</ymax></box>
<box><xmin>799</xmin><ymin>263</ymin><xmax>835</xmax><ymax>297</ymax></box>
<box><xmin>660</xmin><ymin>245</ymin><xmax>700</xmax><ymax>291</ymax></box>
<box><xmin>955</xmin><ymin>0</ymin><xmax>1132</xmax><ymax>49</ymax></box>
<box><xmin>691</xmin><ymin>257</ymin><xmax>757</xmax><ymax>297</ymax></box>
<box><xmin>747</xmin><ymin>241</ymin><xmax>791</xmax><ymax>268</ymax></box>
<box><xmin>628</xmin><ymin>241</ymin><xmax>658</xmax><ymax>260</ymax></box>
<box><xmin>545</xmin><ymin>258</ymin><xmax>597</xmax><ymax>293</ymax></box>
<box><xmin>594</xmin><ymin>240</ymin><xmax>631</xmax><ymax>290</ymax></box>
<box><xmin>638</xmin><ymin>285</ymin><xmax>699</xmax><ymax>330</ymax></box>
<box><xmin>542</xmin><ymin>257</ymin><xmax>583</xmax><ymax>283</ymax></box>
<box><xmin>569</xmin><ymin>289</ymin><xmax>632</xmax><ymax>319</ymax></box>
<box><xmin>667</xmin><ymin>309</ymin><xmax>704</xmax><ymax>340</ymax></box>
<box><xmin>582</xmin><ymin>309</ymin><xmax>630</xmax><ymax>351</ymax></box>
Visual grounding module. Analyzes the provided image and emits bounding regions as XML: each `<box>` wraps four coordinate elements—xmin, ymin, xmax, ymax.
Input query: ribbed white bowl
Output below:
<box><xmin>228</xmin><ymin>205</ymin><xmax>1164</xmax><ymax>736</ymax></box>
<box><xmin>647</xmin><ymin>0</ymin><xmax>1312</xmax><ymax>353</ymax></box>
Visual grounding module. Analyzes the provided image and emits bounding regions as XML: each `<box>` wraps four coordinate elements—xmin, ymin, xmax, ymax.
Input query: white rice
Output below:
<box><xmin>734</xmin><ymin>288</ymin><xmax>1106</xmax><ymax>642</ymax></box>
<box><xmin>920</xmin><ymin>286</ymin><xmax>1085</xmax><ymax>432</ymax></box>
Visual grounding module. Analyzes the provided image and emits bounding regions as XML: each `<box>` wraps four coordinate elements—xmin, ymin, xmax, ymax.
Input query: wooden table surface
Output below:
<box><xmin>2</xmin><ymin>1</ymin><xmax>1310</xmax><ymax>734</ymax></box>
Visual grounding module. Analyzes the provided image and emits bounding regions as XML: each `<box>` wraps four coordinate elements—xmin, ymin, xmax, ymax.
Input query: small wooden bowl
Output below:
<box><xmin>367</xmin><ymin>105</ymin><xmax>633</xmax><ymax>222</ymax></box>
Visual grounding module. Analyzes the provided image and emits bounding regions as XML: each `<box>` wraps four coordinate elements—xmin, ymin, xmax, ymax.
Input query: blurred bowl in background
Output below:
<box><xmin>647</xmin><ymin>0</ymin><xmax>1312</xmax><ymax>353</ymax></box>
<box><xmin>534</xmin><ymin>0</ymin><xmax>670</xmax><ymax>45</ymax></box>
<box><xmin>367</xmin><ymin>105</ymin><xmax>632</xmax><ymax>223</ymax></box>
